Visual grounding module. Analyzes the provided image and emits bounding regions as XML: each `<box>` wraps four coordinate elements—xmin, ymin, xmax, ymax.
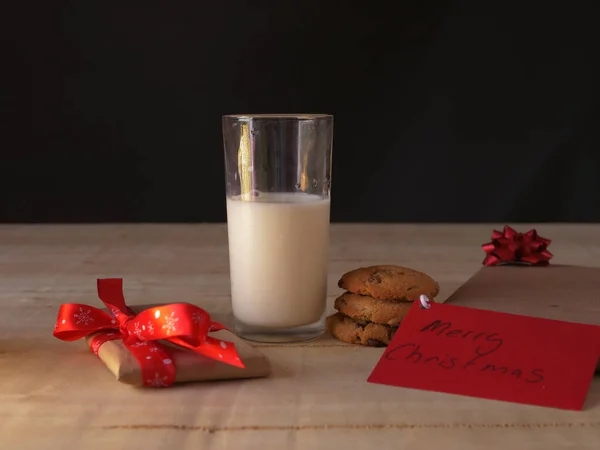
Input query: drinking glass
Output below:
<box><xmin>222</xmin><ymin>114</ymin><xmax>334</xmax><ymax>342</ymax></box>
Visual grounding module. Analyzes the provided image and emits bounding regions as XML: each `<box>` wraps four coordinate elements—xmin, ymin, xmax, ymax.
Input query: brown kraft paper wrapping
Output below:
<box><xmin>444</xmin><ymin>265</ymin><xmax>600</xmax><ymax>372</ymax></box>
<box><xmin>84</xmin><ymin>305</ymin><xmax>271</xmax><ymax>386</ymax></box>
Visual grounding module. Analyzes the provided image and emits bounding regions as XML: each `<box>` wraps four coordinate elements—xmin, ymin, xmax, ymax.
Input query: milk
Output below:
<box><xmin>226</xmin><ymin>192</ymin><xmax>330</xmax><ymax>328</ymax></box>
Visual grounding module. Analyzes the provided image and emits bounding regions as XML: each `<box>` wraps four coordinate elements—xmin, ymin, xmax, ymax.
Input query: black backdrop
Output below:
<box><xmin>4</xmin><ymin>1</ymin><xmax>600</xmax><ymax>223</ymax></box>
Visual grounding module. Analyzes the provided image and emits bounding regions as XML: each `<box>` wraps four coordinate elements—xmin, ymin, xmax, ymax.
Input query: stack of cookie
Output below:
<box><xmin>326</xmin><ymin>265</ymin><xmax>439</xmax><ymax>347</ymax></box>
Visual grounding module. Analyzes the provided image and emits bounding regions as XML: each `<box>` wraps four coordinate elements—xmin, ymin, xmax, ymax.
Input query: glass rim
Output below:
<box><xmin>223</xmin><ymin>113</ymin><xmax>332</xmax><ymax>120</ymax></box>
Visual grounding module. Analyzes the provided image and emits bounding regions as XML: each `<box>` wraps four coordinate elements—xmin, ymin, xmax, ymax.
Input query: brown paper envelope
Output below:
<box><xmin>444</xmin><ymin>264</ymin><xmax>600</xmax><ymax>371</ymax></box>
<box><xmin>84</xmin><ymin>304</ymin><xmax>271</xmax><ymax>386</ymax></box>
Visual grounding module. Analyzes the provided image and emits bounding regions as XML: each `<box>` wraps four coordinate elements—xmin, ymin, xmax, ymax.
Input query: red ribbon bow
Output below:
<box><xmin>53</xmin><ymin>278</ymin><xmax>244</xmax><ymax>387</ymax></box>
<box><xmin>481</xmin><ymin>225</ymin><xmax>553</xmax><ymax>267</ymax></box>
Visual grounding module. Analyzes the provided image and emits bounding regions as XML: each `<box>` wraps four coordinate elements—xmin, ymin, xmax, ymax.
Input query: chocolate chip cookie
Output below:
<box><xmin>334</xmin><ymin>291</ymin><xmax>412</xmax><ymax>326</ymax></box>
<box><xmin>338</xmin><ymin>265</ymin><xmax>439</xmax><ymax>301</ymax></box>
<box><xmin>326</xmin><ymin>312</ymin><xmax>397</xmax><ymax>347</ymax></box>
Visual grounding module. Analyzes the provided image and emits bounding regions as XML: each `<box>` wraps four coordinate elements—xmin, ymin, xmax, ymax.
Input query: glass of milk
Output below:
<box><xmin>222</xmin><ymin>114</ymin><xmax>333</xmax><ymax>343</ymax></box>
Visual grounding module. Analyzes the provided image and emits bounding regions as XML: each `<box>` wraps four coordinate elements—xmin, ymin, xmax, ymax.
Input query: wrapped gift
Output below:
<box><xmin>445</xmin><ymin>227</ymin><xmax>599</xmax><ymax>372</ymax></box>
<box><xmin>85</xmin><ymin>319</ymin><xmax>270</xmax><ymax>387</ymax></box>
<box><xmin>53</xmin><ymin>278</ymin><xmax>271</xmax><ymax>387</ymax></box>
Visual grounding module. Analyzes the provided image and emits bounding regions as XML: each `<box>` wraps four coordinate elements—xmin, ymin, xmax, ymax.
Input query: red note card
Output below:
<box><xmin>367</xmin><ymin>301</ymin><xmax>600</xmax><ymax>410</ymax></box>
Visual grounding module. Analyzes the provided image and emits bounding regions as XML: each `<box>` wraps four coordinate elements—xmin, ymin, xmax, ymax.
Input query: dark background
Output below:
<box><xmin>4</xmin><ymin>1</ymin><xmax>599</xmax><ymax>223</ymax></box>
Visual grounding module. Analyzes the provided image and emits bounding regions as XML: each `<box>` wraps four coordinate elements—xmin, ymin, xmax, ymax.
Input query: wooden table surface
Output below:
<box><xmin>1</xmin><ymin>224</ymin><xmax>600</xmax><ymax>450</ymax></box>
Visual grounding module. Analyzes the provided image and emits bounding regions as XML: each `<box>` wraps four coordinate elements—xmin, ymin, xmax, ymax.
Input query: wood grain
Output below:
<box><xmin>1</xmin><ymin>224</ymin><xmax>600</xmax><ymax>450</ymax></box>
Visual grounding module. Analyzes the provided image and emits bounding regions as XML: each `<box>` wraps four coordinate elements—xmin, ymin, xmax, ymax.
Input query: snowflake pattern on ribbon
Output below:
<box><xmin>133</xmin><ymin>321</ymin><xmax>143</xmax><ymax>339</ymax></box>
<box><xmin>145</xmin><ymin>321</ymin><xmax>154</xmax><ymax>335</ymax></box>
<box><xmin>74</xmin><ymin>307</ymin><xmax>94</xmax><ymax>326</ymax></box>
<box><xmin>146</xmin><ymin>372</ymin><xmax>169</xmax><ymax>387</ymax></box>
<box><xmin>162</xmin><ymin>312</ymin><xmax>179</xmax><ymax>336</ymax></box>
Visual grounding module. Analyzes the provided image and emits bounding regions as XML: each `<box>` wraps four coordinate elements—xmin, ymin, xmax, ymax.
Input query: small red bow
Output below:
<box><xmin>53</xmin><ymin>278</ymin><xmax>244</xmax><ymax>387</ymax></box>
<box><xmin>482</xmin><ymin>225</ymin><xmax>553</xmax><ymax>267</ymax></box>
